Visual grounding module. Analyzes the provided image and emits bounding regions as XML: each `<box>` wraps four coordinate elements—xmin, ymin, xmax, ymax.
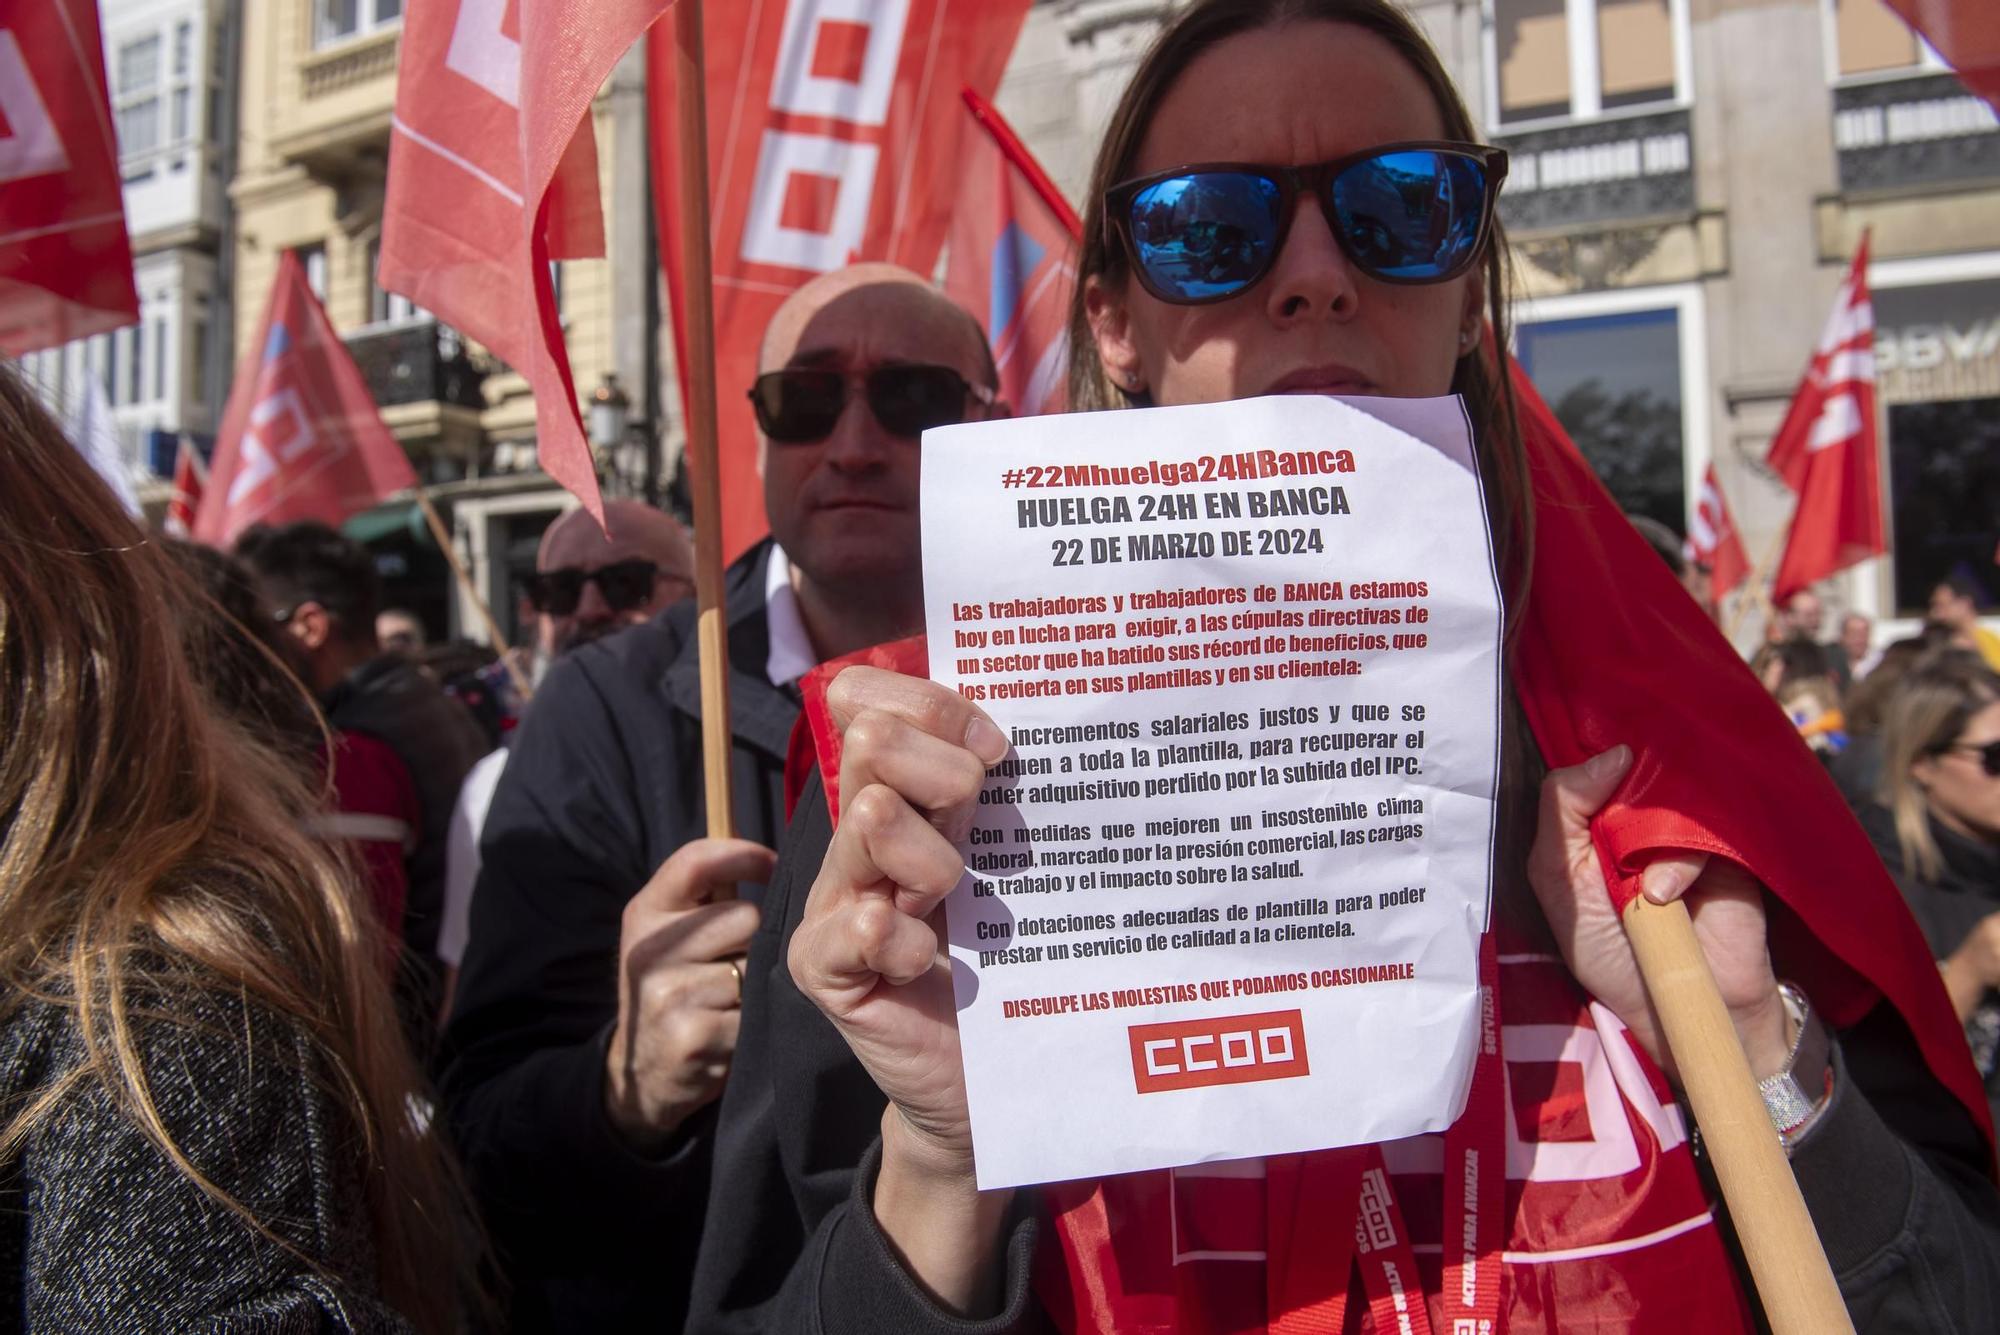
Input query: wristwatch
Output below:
<box><xmin>1759</xmin><ymin>981</ymin><xmax>1832</xmax><ymax>1151</ymax></box>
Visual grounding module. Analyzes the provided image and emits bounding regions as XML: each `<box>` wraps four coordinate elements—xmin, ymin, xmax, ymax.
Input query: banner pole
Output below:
<box><xmin>1622</xmin><ymin>897</ymin><xmax>1853</xmax><ymax>1332</ymax></box>
<box><xmin>1723</xmin><ymin>526</ymin><xmax>1790</xmax><ymax>644</ymax></box>
<box><xmin>414</xmin><ymin>487</ymin><xmax>533</xmax><ymax>701</ymax></box>
<box><xmin>672</xmin><ymin>0</ymin><xmax>737</xmax><ymax>845</ymax></box>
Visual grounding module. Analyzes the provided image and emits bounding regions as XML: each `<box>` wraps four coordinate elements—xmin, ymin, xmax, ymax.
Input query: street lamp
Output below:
<box><xmin>588</xmin><ymin>372</ymin><xmax>631</xmax><ymax>456</ymax></box>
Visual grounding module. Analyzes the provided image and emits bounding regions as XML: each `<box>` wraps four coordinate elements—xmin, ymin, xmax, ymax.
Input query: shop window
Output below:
<box><xmin>1874</xmin><ymin>276</ymin><xmax>2000</xmax><ymax>613</ymax></box>
<box><xmin>1515</xmin><ymin>307</ymin><xmax>1686</xmax><ymax>534</ymax></box>
<box><xmin>1492</xmin><ymin>0</ymin><xmax>1682</xmax><ymax>126</ymax></box>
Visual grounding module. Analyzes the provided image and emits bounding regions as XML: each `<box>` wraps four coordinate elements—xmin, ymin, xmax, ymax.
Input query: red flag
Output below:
<box><xmin>944</xmin><ymin>87</ymin><xmax>1080</xmax><ymax>417</ymax></box>
<box><xmin>1507</xmin><ymin>357</ymin><xmax>1989</xmax><ymax>1153</ymax></box>
<box><xmin>379</xmin><ymin>0</ymin><xmax>672</xmax><ymax>525</ymax></box>
<box><xmin>1768</xmin><ymin>237</ymin><xmax>1885</xmax><ymax>601</ymax></box>
<box><xmin>0</xmin><ymin>0</ymin><xmax>139</xmax><ymax>354</ymax></box>
<box><xmin>1886</xmin><ymin>0</ymin><xmax>2000</xmax><ymax>110</ymax></box>
<box><xmin>163</xmin><ymin>435</ymin><xmax>207</xmax><ymax>538</ymax></box>
<box><xmin>650</xmin><ymin>0</ymin><xmax>1034</xmax><ymax>564</ymax></box>
<box><xmin>193</xmin><ymin>252</ymin><xmax>417</xmax><ymax>545</ymax></box>
<box><xmin>1683</xmin><ymin>463</ymin><xmax>1749</xmax><ymax>600</ymax></box>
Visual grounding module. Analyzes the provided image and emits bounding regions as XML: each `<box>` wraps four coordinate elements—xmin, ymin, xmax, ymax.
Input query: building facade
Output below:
<box><xmin>995</xmin><ymin>0</ymin><xmax>1998</xmax><ymax>639</ymax></box>
<box><xmin>16</xmin><ymin>0</ymin><xmax>239</xmax><ymax>496</ymax></box>
<box><xmin>228</xmin><ymin>0</ymin><xmax>662</xmax><ymax>640</ymax></box>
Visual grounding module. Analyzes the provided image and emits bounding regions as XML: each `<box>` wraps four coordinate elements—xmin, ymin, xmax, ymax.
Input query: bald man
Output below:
<box><xmin>440</xmin><ymin>267</ymin><xmax>1001</xmax><ymax>1335</ymax></box>
<box><xmin>437</xmin><ymin>500</ymin><xmax>695</xmax><ymax>987</ymax></box>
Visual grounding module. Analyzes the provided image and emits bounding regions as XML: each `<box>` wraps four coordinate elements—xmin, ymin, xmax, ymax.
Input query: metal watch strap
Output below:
<box><xmin>1758</xmin><ymin>981</ymin><xmax>1831</xmax><ymax>1149</ymax></box>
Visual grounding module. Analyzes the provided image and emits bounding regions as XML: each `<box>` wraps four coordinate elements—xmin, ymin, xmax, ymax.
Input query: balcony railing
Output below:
<box><xmin>1834</xmin><ymin>72</ymin><xmax>2000</xmax><ymax>195</ymax></box>
<box><xmin>343</xmin><ymin>318</ymin><xmax>486</xmax><ymax>411</ymax></box>
<box><xmin>1493</xmin><ymin>107</ymin><xmax>1695</xmax><ymax>234</ymax></box>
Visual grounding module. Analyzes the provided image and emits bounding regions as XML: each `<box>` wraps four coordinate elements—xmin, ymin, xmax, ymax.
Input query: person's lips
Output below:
<box><xmin>1262</xmin><ymin>365</ymin><xmax>1377</xmax><ymax>396</ymax></box>
<box><xmin>809</xmin><ymin>493</ymin><xmax>907</xmax><ymax>514</ymax></box>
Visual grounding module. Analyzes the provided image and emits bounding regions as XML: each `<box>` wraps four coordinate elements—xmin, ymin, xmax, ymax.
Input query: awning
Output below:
<box><xmin>342</xmin><ymin>499</ymin><xmax>432</xmax><ymax>547</ymax></box>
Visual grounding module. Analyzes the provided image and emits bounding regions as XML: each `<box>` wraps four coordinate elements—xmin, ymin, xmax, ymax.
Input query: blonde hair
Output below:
<box><xmin>1875</xmin><ymin>651</ymin><xmax>2000</xmax><ymax>883</ymax></box>
<box><xmin>0</xmin><ymin>363</ymin><xmax>466</xmax><ymax>1330</ymax></box>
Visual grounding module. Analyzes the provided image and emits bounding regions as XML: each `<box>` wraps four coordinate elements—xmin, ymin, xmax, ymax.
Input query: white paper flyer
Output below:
<box><xmin>921</xmin><ymin>394</ymin><xmax>1503</xmax><ymax>1190</ymax></box>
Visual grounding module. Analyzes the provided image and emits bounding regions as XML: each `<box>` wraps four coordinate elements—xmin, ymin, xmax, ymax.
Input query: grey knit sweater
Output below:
<box><xmin>0</xmin><ymin>984</ymin><xmax>417</xmax><ymax>1332</ymax></box>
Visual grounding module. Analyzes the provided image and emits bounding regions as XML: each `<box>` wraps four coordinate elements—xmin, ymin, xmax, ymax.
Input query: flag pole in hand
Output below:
<box><xmin>670</xmin><ymin>0</ymin><xmax>737</xmax><ymax>847</ymax></box>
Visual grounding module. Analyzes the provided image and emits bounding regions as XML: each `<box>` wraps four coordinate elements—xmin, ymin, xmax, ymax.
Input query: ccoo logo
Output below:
<box><xmin>1127</xmin><ymin>1009</ymin><xmax>1309</xmax><ymax>1094</ymax></box>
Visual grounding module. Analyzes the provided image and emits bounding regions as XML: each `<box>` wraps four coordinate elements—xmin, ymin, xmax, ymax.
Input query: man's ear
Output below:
<box><xmin>1086</xmin><ymin>274</ymin><xmax>1143</xmax><ymax>393</ymax></box>
<box><xmin>289</xmin><ymin>600</ymin><xmax>334</xmax><ymax>653</ymax></box>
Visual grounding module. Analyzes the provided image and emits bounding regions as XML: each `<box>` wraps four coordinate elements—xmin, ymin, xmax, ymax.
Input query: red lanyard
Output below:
<box><xmin>1275</xmin><ymin>930</ymin><xmax>1505</xmax><ymax>1335</ymax></box>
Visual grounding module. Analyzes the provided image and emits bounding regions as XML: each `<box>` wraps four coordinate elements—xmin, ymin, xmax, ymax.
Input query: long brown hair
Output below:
<box><xmin>0</xmin><ymin>364</ymin><xmax>465</xmax><ymax>1330</ymax></box>
<box><xmin>1065</xmin><ymin>0</ymin><xmax>1533</xmax><ymax>615</ymax></box>
<box><xmin>1876</xmin><ymin>651</ymin><xmax>2000</xmax><ymax>882</ymax></box>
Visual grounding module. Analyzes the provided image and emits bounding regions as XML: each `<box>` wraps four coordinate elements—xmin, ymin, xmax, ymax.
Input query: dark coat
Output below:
<box><xmin>438</xmin><ymin>542</ymin><xmax>797</xmax><ymax>1335</ymax></box>
<box><xmin>0</xmin><ymin>986</ymin><xmax>412</xmax><ymax>1332</ymax></box>
<box><xmin>685</xmin><ymin>776</ymin><xmax>2000</xmax><ymax>1334</ymax></box>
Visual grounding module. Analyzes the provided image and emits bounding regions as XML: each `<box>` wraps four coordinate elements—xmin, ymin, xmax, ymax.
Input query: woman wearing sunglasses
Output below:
<box><xmin>689</xmin><ymin>3</ymin><xmax>2000</xmax><ymax>1331</ymax></box>
<box><xmin>1863</xmin><ymin>653</ymin><xmax>2000</xmax><ymax>1129</ymax></box>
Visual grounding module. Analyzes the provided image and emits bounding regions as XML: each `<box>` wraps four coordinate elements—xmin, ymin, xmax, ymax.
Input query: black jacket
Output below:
<box><xmin>1861</xmin><ymin>800</ymin><xmax>2000</xmax><ymax>1129</ymax></box>
<box><xmin>686</xmin><ymin>775</ymin><xmax>2000</xmax><ymax>1334</ymax></box>
<box><xmin>0</xmin><ymin>985</ymin><xmax>412</xmax><ymax>1333</ymax></box>
<box><xmin>438</xmin><ymin>542</ymin><xmax>797</xmax><ymax>1335</ymax></box>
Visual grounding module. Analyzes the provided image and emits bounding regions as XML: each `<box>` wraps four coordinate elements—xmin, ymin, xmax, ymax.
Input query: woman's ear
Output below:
<box><xmin>1086</xmin><ymin>274</ymin><xmax>1144</xmax><ymax>395</ymax></box>
<box><xmin>1911</xmin><ymin>753</ymin><xmax>1940</xmax><ymax>794</ymax></box>
<box><xmin>1457</xmin><ymin>268</ymin><xmax>1487</xmax><ymax>358</ymax></box>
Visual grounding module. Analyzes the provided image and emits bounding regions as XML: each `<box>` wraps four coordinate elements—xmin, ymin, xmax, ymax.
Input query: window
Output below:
<box><xmin>366</xmin><ymin>240</ymin><xmax>419</xmax><ymax>324</ymax></box>
<box><xmin>1827</xmin><ymin>0</ymin><xmax>1940</xmax><ymax>79</ymax></box>
<box><xmin>1516</xmin><ymin>307</ymin><xmax>1688</xmax><ymax>533</ymax></box>
<box><xmin>190</xmin><ymin>315</ymin><xmax>209</xmax><ymax>404</ymax></box>
<box><xmin>152</xmin><ymin>317</ymin><xmax>168</xmax><ymax>402</ymax></box>
<box><xmin>113</xmin><ymin>33</ymin><xmax>163</xmax><ymax>160</ymax></box>
<box><xmin>173</xmin><ymin>21</ymin><xmax>192</xmax><ymax>77</ymax></box>
<box><xmin>315</xmin><ymin>0</ymin><xmax>400</xmax><ymax>49</ymax></box>
<box><xmin>104</xmin><ymin>333</ymin><xmax>122</xmax><ymax>407</ymax></box>
<box><xmin>1491</xmin><ymin>0</ymin><xmax>1684</xmax><ymax>126</ymax></box>
<box><xmin>117</xmin><ymin>35</ymin><xmax>159</xmax><ymax>95</ymax></box>
<box><xmin>1873</xmin><ymin>274</ymin><xmax>2000</xmax><ymax>613</ymax></box>
<box><xmin>296</xmin><ymin>244</ymin><xmax>328</xmax><ymax>300</ymax></box>
<box><xmin>128</xmin><ymin>322</ymin><xmax>144</xmax><ymax>406</ymax></box>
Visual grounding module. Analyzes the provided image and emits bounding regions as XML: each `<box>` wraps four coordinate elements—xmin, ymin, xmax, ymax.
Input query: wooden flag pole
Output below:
<box><xmin>1622</xmin><ymin>896</ymin><xmax>1853</xmax><ymax>1331</ymax></box>
<box><xmin>1723</xmin><ymin>526</ymin><xmax>1790</xmax><ymax>644</ymax></box>
<box><xmin>414</xmin><ymin>487</ymin><xmax>533</xmax><ymax>702</ymax></box>
<box><xmin>671</xmin><ymin>0</ymin><xmax>736</xmax><ymax>843</ymax></box>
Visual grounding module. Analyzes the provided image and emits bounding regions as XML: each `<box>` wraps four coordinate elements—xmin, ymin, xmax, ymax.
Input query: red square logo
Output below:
<box><xmin>810</xmin><ymin>19</ymin><xmax>873</xmax><ymax>85</ymax></box>
<box><xmin>779</xmin><ymin>170</ymin><xmax>845</xmax><ymax>236</ymax></box>
<box><xmin>1129</xmin><ymin>1009</ymin><xmax>1309</xmax><ymax>1094</ymax></box>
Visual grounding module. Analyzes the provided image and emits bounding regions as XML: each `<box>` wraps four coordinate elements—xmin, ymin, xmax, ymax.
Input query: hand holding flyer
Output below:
<box><xmin>921</xmin><ymin>393</ymin><xmax>1504</xmax><ymax>1189</ymax></box>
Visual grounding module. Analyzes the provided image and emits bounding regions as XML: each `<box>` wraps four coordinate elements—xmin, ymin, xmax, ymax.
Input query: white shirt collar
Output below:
<box><xmin>763</xmin><ymin>544</ymin><xmax>816</xmax><ymax>688</ymax></box>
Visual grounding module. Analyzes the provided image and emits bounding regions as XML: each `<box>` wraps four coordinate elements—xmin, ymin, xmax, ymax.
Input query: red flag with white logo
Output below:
<box><xmin>1684</xmin><ymin>463</ymin><xmax>1749</xmax><ymax>601</ymax></box>
<box><xmin>649</xmin><ymin>0</ymin><xmax>1034</xmax><ymax>564</ymax></box>
<box><xmin>943</xmin><ymin>87</ymin><xmax>1080</xmax><ymax>418</ymax></box>
<box><xmin>164</xmin><ymin>435</ymin><xmax>207</xmax><ymax>538</ymax></box>
<box><xmin>380</xmin><ymin>0</ymin><xmax>674</xmax><ymax>525</ymax></box>
<box><xmin>193</xmin><ymin>252</ymin><xmax>417</xmax><ymax>545</ymax></box>
<box><xmin>0</xmin><ymin>0</ymin><xmax>139</xmax><ymax>354</ymax></box>
<box><xmin>1768</xmin><ymin>236</ymin><xmax>1886</xmax><ymax>601</ymax></box>
<box><xmin>1885</xmin><ymin>0</ymin><xmax>2000</xmax><ymax>111</ymax></box>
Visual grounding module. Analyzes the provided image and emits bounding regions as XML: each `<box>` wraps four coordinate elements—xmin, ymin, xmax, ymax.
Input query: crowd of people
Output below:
<box><xmin>3</xmin><ymin>1</ymin><xmax>1998</xmax><ymax>1330</ymax></box>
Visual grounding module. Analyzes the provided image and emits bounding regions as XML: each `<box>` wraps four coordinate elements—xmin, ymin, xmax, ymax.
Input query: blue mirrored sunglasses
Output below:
<box><xmin>1105</xmin><ymin>142</ymin><xmax>1508</xmax><ymax>305</ymax></box>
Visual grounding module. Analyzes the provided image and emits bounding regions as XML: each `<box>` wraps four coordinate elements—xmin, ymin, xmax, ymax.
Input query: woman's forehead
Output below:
<box><xmin>1132</xmin><ymin>23</ymin><xmax>1450</xmax><ymax>176</ymax></box>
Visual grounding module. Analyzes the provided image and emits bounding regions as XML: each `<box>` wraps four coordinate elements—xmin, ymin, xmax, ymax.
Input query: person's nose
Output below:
<box><xmin>1263</xmin><ymin>194</ymin><xmax>1360</xmax><ymax>327</ymax></box>
<box><xmin>574</xmin><ymin>579</ymin><xmax>614</xmax><ymax>625</ymax></box>
<box><xmin>821</xmin><ymin>381</ymin><xmax>895</xmax><ymax>473</ymax></box>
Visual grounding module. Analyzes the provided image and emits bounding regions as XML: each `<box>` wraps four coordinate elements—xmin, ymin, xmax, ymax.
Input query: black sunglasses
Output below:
<box><xmin>1105</xmin><ymin>141</ymin><xmax>1508</xmax><ymax>306</ymax></box>
<box><xmin>748</xmin><ymin>364</ymin><xmax>995</xmax><ymax>444</ymax></box>
<box><xmin>525</xmin><ymin>560</ymin><xmax>660</xmax><ymax>617</ymax></box>
<box><xmin>1947</xmin><ymin>739</ymin><xmax>2000</xmax><ymax>777</ymax></box>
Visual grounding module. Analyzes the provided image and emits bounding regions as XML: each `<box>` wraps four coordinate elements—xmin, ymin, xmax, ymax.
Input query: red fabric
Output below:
<box><xmin>943</xmin><ymin>87</ymin><xmax>1080</xmax><ymax>416</ymax></box>
<box><xmin>1886</xmin><ymin>0</ymin><xmax>2000</xmax><ymax>111</ymax></box>
<box><xmin>0</xmin><ymin>0</ymin><xmax>139</xmax><ymax>354</ymax></box>
<box><xmin>379</xmin><ymin>0</ymin><xmax>664</xmax><ymax>527</ymax></box>
<box><xmin>1684</xmin><ymin>464</ymin><xmax>1748</xmax><ymax>601</ymax></box>
<box><xmin>1508</xmin><ymin>354</ymin><xmax>1989</xmax><ymax>1150</ymax></box>
<box><xmin>783</xmin><ymin>368</ymin><xmax>1995</xmax><ymax>1330</ymax></box>
<box><xmin>647</xmin><ymin>0</ymin><xmax>1033</xmax><ymax>565</ymax></box>
<box><xmin>319</xmin><ymin>730</ymin><xmax>420</xmax><ymax>955</ymax></box>
<box><xmin>1764</xmin><ymin>237</ymin><xmax>1886</xmax><ymax>601</ymax></box>
<box><xmin>193</xmin><ymin>253</ymin><xmax>417</xmax><ymax>544</ymax></box>
<box><xmin>163</xmin><ymin>436</ymin><xmax>207</xmax><ymax>539</ymax></box>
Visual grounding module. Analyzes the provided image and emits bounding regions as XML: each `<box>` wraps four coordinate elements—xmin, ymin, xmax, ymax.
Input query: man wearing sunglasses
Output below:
<box><xmin>439</xmin><ymin>263</ymin><xmax>1003</xmax><ymax>1335</ymax></box>
<box><xmin>438</xmin><ymin>501</ymin><xmax>696</xmax><ymax>997</ymax></box>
